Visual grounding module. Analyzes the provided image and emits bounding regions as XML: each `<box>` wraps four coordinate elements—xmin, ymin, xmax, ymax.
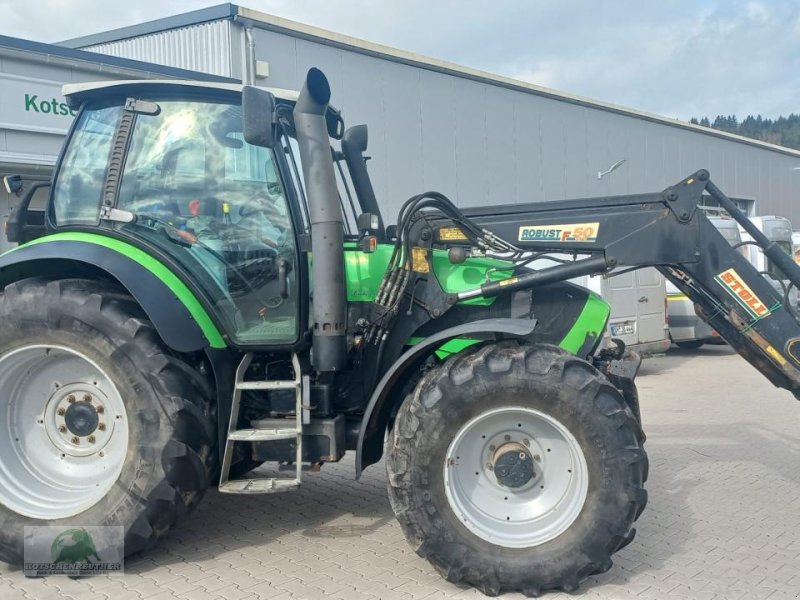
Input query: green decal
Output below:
<box><xmin>6</xmin><ymin>233</ymin><xmax>226</xmax><ymax>348</ymax></box>
<box><xmin>558</xmin><ymin>292</ymin><xmax>610</xmax><ymax>354</ymax></box>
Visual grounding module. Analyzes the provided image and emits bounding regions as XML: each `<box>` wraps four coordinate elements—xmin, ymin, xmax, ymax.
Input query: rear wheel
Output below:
<box><xmin>0</xmin><ymin>278</ymin><xmax>216</xmax><ymax>562</ymax></box>
<box><xmin>386</xmin><ymin>342</ymin><xmax>647</xmax><ymax>596</ymax></box>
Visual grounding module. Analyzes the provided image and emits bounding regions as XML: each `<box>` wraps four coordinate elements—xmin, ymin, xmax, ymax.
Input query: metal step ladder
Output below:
<box><xmin>219</xmin><ymin>352</ymin><xmax>307</xmax><ymax>494</ymax></box>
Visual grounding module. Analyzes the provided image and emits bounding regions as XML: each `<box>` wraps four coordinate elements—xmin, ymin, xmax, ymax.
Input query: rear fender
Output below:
<box><xmin>356</xmin><ymin>317</ymin><xmax>537</xmax><ymax>477</ymax></box>
<box><xmin>0</xmin><ymin>238</ymin><xmax>226</xmax><ymax>353</ymax></box>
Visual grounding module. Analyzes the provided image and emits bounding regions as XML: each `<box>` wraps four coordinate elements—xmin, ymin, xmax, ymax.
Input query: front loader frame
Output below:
<box><xmin>443</xmin><ymin>170</ymin><xmax>800</xmax><ymax>395</ymax></box>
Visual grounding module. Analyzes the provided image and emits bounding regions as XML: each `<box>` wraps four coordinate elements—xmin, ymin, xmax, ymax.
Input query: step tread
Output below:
<box><xmin>219</xmin><ymin>478</ymin><xmax>300</xmax><ymax>494</ymax></box>
<box><xmin>236</xmin><ymin>380</ymin><xmax>299</xmax><ymax>390</ymax></box>
<box><xmin>228</xmin><ymin>428</ymin><xmax>300</xmax><ymax>441</ymax></box>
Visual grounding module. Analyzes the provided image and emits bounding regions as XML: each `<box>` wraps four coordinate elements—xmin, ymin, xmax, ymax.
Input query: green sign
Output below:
<box><xmin>24</xmin><ymin>93</ymin><xmax>76</xmax><ymax>117</ymax></box>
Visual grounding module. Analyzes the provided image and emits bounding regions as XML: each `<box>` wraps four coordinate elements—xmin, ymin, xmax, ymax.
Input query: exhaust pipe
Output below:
<box><xmin>293</xmin><ymin>68</ymin><xmax>347</xmax><ymax>371</ymax></box>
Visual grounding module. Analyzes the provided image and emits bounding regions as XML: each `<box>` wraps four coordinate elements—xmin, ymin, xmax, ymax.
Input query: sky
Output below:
<box><xmin>0</xmin><ymin>0</ymin><xmax>797</xmax><ymax>121</ymax></box>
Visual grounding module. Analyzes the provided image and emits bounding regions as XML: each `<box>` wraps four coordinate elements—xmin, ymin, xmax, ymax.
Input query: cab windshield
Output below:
<box><xmin>51</xmin><ymin>97</ymin><xmax>300</xmax><ymax>346</ymax></box>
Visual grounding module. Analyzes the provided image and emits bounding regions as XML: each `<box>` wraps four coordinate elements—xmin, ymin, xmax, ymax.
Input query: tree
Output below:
<box><xmin>689</xmin><ymin>113</ymin><xmax>800</xmax><ymax>150</ymax></box>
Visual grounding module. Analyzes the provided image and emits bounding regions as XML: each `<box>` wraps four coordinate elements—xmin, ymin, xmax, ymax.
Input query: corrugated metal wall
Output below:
<box><xmin>244</xmin><ymin>26</ymin><xmax>800</xmax><ymax>222</ymax></box>
<box><xmin>82</xmin><ymin>20</ymin><xmax>234</xmax><ymax>78</ymax></box>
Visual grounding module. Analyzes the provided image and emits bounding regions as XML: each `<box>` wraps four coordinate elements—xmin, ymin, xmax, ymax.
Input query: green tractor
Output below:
<box><xmin>2</xmin><ymin>67</ymin><xmax>800</xmax><ymax>596</ymax></box>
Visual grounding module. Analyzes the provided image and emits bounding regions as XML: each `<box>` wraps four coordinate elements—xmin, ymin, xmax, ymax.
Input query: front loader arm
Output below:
<box><xmin>444</xmin><ymin>170</ymin><xmax>800</xmax><ymax>396</ymax></box>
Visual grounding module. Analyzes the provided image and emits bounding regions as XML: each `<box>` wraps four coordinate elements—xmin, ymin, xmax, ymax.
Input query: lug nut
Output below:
<box><xmin>522</xmin><ymin>438</ymin><xmax>530</xmax><ymax>446</ymax></box>
<box><xmin>67</xmin><ymin>395</ymin><xmax>76</xmax><ymax>403</ymax></box>
<box><xmin>58</xmin><ymin>425</ymin><xmax>67</xmax><ymax>433</ymax></box>
<box><xmin>504</xmin><ymin>434</ymin><xmax>511</xmax><ymax>442</ymax></box>
<box><xmin>489</xmin><ymin>445</ymin><xmax>496</xmax><ymax>452</ymax></box>
<box><xmin>71</xmin><ymin>436</ymin><xmax>79</xmax><ymax>444</ymax></box>
<box><xmin>533</xmin><ymin>454</ymin><xmax>541</xmax><ymax>462</ymax></box>
<box><xmin>486</xmin><ymin>463</ymin><xmax>494</xmax><ymax>471</ymax></box>
<box><xmin>96</xmin><ymin>406</ymin><xmax>105</xmax><ymax>414</ymax></box>
<box><xmin>57</xmin><ymin>407</ymin><xmax>66</xmax><ymax>416</ymax></box>
<box><xmin>83</xmin><ymin>394</ymin><xmax>92</xmax><ymax>402</ymax></box>
<box><xmin>98</xmin><ymin>423</ymin><xmax>106</xmax><ymax>431</ymax></box>
<box><xmin>87</xmin><ymin>435</ymin><xmax>96</xmax><ymax>444</ymax></box>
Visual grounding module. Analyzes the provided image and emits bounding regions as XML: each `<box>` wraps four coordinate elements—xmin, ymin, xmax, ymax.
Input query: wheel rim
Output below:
<box><xmin>0</xmin><ymin>345</ymin><xmax>129</xmax><ymax>519</ymax></box>
<box><xmin>443</xmin><ymin>406</ymin><xmax>589</xmax><ymax>548</ymax></box>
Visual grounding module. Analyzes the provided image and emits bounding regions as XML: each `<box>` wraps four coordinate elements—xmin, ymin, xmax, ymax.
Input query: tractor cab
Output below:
<box><xmin>50</xmin><ymin>80</ymin><xmax>344</xmax><ymax>347</ymax></box>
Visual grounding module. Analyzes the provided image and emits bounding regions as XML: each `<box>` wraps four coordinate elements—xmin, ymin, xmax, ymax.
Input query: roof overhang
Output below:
<box><xmin>62</xmin><ymin>79</ymin><xmax>300</xmax><ymax>103</ymax></box>
<box><xmin>62</xmin><ymin>79</ymin><xmax>344</xmax><ymax>138</ymax></box>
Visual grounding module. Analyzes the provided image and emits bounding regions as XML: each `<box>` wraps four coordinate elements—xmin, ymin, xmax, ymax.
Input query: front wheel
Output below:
<box><xmin>386</xmin><ymin>343</ymin><xmax>647</xmax><ymax>596</ymax></box>
<box><xmin>0</xmin><ymin>279</ymin><xmax>217</xmax><ymax>563</ymax></box>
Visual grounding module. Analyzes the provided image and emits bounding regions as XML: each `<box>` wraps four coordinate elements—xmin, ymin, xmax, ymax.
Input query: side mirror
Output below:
<box><xmin>242</xmin><ymin>86</ymin><xmax>276</xmax><ymax>147</ymax></box>
<box><xmin>3</xmin><ymin>174</ymin><xmax>23</xmax><ymax>197</ymax></box>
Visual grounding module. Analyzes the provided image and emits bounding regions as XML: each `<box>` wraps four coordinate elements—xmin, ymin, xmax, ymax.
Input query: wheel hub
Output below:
<box><xmin>47</xmin><ymin>383</ymin><xmax>113</xmax><ymax>454</ymax></box>
<box><xmin>64</xmin><ymin>401</ymin><xmax>99</xmax><ymax>437</ymax></box>
<box><xmin>444</xmin><ymin>406</ymin><xmax>589</xmax><ymax>548</ymax></box>
<box><xmin>493</xmin><ymin>442</ymin><xmax>534</xmax><ymax>488</ymax></box>
<box><xmin>0</xmin><ymin>345</ymin><xmax>129</xmax><ymax>519</ymax></box>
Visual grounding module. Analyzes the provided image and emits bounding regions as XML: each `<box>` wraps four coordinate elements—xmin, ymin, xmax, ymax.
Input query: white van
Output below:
<box><xmin>738</xmin><ymin>216</ymin><xmax>798</xmax><ymax>309</ymax></box>
<box><xmin>666</xmin><ymin>216</ymin><xmax>740</xmax><ymax>348</ymax></box>
<box><xmin>586</xmin><ymin>268</ymin><xmax>669</xmax><ymax>357</ymax></box>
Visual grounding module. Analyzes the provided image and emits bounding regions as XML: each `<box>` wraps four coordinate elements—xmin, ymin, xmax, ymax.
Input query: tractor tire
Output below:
<box><xmin>0</xmin><ymin>278</ymin><xmax>216</xmax><ymax>564</ymax></box>
<box><xmin>676</xmin><ymin>340</ymin><xmax>704</xmax><ymax>350</ymax></box>
<box><xmin>386</xmin><ymin>342</ymin><xmax>647</xmax><ymax>597</ymax></box>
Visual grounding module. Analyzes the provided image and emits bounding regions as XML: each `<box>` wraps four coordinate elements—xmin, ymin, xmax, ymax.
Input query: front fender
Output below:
<box><xmin>356</xmin><ymin>317</ymin><xmax>537</xmax><ymax>477</ymax></box>
<box><xmin>0</xmin><ymin>234</ymin><xmax>226</xmax><ymax>352</ymax></box>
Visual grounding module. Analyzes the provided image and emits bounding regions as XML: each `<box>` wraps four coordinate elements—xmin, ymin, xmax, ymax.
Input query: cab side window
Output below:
<box><xmin>51</xmin><ymin>105</ymin><xmax>121</xmax><ymax>225</ymax></box>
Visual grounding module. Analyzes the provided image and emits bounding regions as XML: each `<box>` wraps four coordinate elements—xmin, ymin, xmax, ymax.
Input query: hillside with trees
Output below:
<box><xmin>689</xmin><ymin>114</ymin><xmax>800</xmax><ymax>150</ymax></box>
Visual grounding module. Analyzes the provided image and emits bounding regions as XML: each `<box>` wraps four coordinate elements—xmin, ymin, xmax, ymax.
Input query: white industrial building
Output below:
<box><xmin>1</xmin><ymin>2</ymin><xmax>799</xmax><ymax>251</ymax></box>
<box><xmin>59</xmin><ymin>3</ymin><xmax>800</xmax><ymax>220</ymax></box>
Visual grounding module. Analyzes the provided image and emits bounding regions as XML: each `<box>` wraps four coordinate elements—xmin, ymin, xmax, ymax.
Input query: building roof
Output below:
<box><xmin>58</xmin><ymin>3</ymin><xmax>800</xmax><ymax>159</ymax></box>
<box><xmin>0</xmin><ymin>34</ymin><xmax>235</xmax><ymax>83</ymax></box>
<box><xmin>58</xmin><ymin>4</ymin><xmax>238</xmax><ymax>49</ymax></box>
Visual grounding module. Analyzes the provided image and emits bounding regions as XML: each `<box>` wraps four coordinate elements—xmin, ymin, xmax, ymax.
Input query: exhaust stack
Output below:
<box><xmin>293</xmin><ymin>68</ymin><xmax>347</xmax><ymax>371</ymax></box>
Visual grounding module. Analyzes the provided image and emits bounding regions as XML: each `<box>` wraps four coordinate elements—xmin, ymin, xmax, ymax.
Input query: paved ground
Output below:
<box><xmin>2</xmin><ymin>345</ymin><xmax>800</xmax><ymax>600</ymax></box>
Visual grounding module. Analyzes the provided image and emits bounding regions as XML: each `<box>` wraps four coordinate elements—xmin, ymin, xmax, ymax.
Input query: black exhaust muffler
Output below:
<box><xmin>293</xmin><ymin>68</ymin><xmax>347</xmax><ymax>371</ymax></box>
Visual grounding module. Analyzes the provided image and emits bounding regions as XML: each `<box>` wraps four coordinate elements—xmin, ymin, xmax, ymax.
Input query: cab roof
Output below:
<box><xmin>62</xmin><ymin>79</ymin><xmax>343</xmax><ymax>136</ymax></box>
<box><xmin>63</xmin><ymin>79</ymin><xmax>303</xmax><ymax>103</ymax></box>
